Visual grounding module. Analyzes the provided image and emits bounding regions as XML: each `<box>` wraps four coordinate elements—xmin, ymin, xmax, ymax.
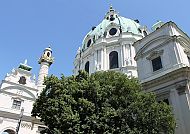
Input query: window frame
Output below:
<box><xmin>12</xmin><ymin>99</ymin><xmax>22</xmax><ymax>110</ymax></box>
<box><xmin>47</xmin><ymin>52</ymin><xmax>50</xmax><ymax>57</ymax></box>
<box><xmin>105</xmin><ymin>23</ymin><xmax>120</xmax><ymax>38</ymax></box>
<box><xmin>86</xmin><ymin>39</ymin><xmax>92</xmax><ymax>48</ymax></box>
<box><xmin>84</xmin><ymin>61</ymin><xmax>90</xmax><ymax>73</ymax></box>
<box><xmin>146</xmin><ymin>50</ymin><xmax>164</xmax><ymax>73</ymax></box>
<box><xmin>109</xmin><ymin>51</ymin><xmax>119</xmax><ymax>69</ymax></box>
<box><xmin>109</xmin><ymin>28</ymin><xmax>118</xmax><ymax>36</ymax></box>
<box><xmin>143</xmin><ymin>30</ymin><xmax>148</xmax><ymax>36</ymax></box>
<box><xmin>18</xmin><ymin>76</ymin><xmax>26</xmax><ymax>85</ymax></box>
<box><xmin>157</xmin><ymin>92</ymin><xmax>170</xmax><ymax>105</ymax></box>
<box><xmin>151</xmin><ymin>56</ymin><xmax>163</xmax><ymax>72</ymax></box>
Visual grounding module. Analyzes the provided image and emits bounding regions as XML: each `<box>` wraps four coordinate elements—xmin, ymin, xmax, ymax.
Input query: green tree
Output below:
<box><xmin>32</xmin><ymin>71</ymin><xmax>175</xmax><ymax>134</ymax></box>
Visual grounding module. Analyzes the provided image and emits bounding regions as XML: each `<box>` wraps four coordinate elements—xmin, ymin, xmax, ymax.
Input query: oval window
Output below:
<box><xmin>109</xmin><ymin>28</ymin><xmax>117</xmax><ymax>36</ymax></box>
<box><xmin>19</xmin><ymin>76</ymin><xmax>26</xmax><ymax>85</ymax></box>
<box><xmin>110</xmin><ymin>15</ymin><xmax>115</xmax><ymax>21</ymax></box>
<box><xmin>87</xmin><ymin>39</ymin><xmax>91</xmax><ymax>47</ymax></box>
<box><xmin>47</xmin><ymin>52</ymin><xmax>50</xmax><ymax>57</ymax></box>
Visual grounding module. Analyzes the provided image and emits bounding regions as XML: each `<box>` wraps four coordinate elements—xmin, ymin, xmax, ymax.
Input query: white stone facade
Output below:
<box><xmin>133</xmin><ymin>21</ymin><xmax>190</xmax><ymax>134</ymax></box>
<box><xmin>74</xmin><ymin>7</ymin><xmax>190</xmax><ymax>134</ymax></box>
<box><xmin>73</xmin><ymin>7</ymin><xmax>147</xmax><ymax>78</ymax></box>
<box><xmin>0</xmin><ymin>47</ymin><xmax>53</xmax><ymax>134</ymax></box>
<box><xmin>74</xmin><ymin>33</ymin><xmax>141</xmax><ymax>77</ymax></box>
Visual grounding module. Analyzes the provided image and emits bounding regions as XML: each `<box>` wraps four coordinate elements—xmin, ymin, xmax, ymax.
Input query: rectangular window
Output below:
<box><xmin>152</xmin><ymin>56</ymin><xmax>162</xmax><ymax>71</ymax></box>
<box><xmin>12</xmin><ymin>100</ymin><xmax>21</xmax><ymax>110</ymax></box>
<box><xmin>158</xmin><ymin>98</ymin><xmax>170</xmax><ymax>105</ymax></box>
<box><xmin>163</xmin><ymin>98</ymin><xmax>170</xmax><ymax>105</ymax></box>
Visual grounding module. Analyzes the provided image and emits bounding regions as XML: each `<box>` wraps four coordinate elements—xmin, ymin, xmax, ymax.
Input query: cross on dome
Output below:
<box><xmin>105</xmin><ymin>5</ymin><xmax>118</xmax><ymax>19</ymax></box>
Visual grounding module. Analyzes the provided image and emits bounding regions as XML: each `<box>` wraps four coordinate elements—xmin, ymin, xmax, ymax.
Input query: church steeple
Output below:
<box><xmin>37</xmin><ymin>46</ymin><xmax>54</xmax><ymax>93</ymax></box>
<box><xmin>38</xmin><ymin>46</ymin><xmax>54</xmax><ymax>65</ymax></box>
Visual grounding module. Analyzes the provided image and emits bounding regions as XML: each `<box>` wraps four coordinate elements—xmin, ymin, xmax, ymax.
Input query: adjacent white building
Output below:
<box><xmin>73</xmin><ymin>6</ymin><xmax>190</xmax><ymax>134</ymax></box>
<box><xmin>133</xmin><ymin>21</ymin><xmax>190</xmax><ymax>134</ymax></box>
<box><xmin>0</xmin><ymin>47</ymin><xmax>53</xmax><ymax>134</ymax></box>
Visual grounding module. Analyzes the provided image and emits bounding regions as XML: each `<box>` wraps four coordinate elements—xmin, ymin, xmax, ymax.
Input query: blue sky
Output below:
<box><xmin>0</xmin><ymin>0</ymin><xmax>189</xmax><ymax>80</ymax></box>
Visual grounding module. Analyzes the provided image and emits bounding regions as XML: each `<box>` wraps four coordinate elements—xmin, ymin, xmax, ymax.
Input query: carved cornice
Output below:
<box><xmin>133</xmin><ymin>21</ymin><xmax>190</xmax><ymax>50</ymax></box>
<box><xmin>0</xmin><ymin>110</ymin><xmax>44</xmax><ymax>125</ymax></box>
<box><xmin>146</xmin><ymin>50</ymin><xmax>164</xmax><ymax>60</ymax></box>
<box><xmin>38</xmin><ymin>55</ymin><xmax>54</xmax><ymax>65</ymax></box>
<box><xmin>134</xmin><ymin>35</ymin><xmax>172</xmax><ymax>61</ymax></box>
<box><xmin>156</xmin><ymin>90</ymin><xmax>170</xmax><ymax>100</ymax></box>
<box><xmin>142</xmin><ymin>67</ymin><xmax>190</xmax><ymax>90</ymax></box>
<box><xmin>2</xmin><ymin>80</ymin><xmax>38</xmax><ymax>91</ymax></box>
<box><xmin>0</xmin><ymin>90</ymin><xmax>36</xmax><ymax>101</ymax></box>
<box><xmin>176</xmin><ymin>85</ymin><xmax>187</xmax><ymax>95</ymax></box>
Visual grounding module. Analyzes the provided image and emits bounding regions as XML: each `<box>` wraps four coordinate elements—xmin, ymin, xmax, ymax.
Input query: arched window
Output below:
<box><xmin>143</xmin><ymin>31</ymin><xmax>148</xmax><ymax>36</ymax></box>
<box><xmin>109</xmin><ymin>51</ymin><xmax>119</xmax><ymax>69</ymax></box>
<box><xmin>138</xmin><ymin>28</ymin><xmax>142</xmax><ymax>33</ymax></box>
<box><xmin>2</xmin><ymin>129</ymin><xmax>15</xmax><ymax>134</ymax></box>
<box><xmin>87</xmin><ymin>39</ymin><xmax>91</xmax><ymax>47</ymax></box>
<box><xmin>18</xmin><ymin>76</ymin><xmax>26</xmax><ymax>85</ymax></box>
<box><xmin>156</xmin><ymin>27</ymin><xmax>160</xmax><ymax>30</ymax></box>
<box><xmin>85</xmin><ymin>61</ymin><xmax>90</xmax><ymax>73</ymax></box>
<box><xmin>47</xmin><ymin>52</ymin><xmax>50</xmax><ymax>57</ymax></box>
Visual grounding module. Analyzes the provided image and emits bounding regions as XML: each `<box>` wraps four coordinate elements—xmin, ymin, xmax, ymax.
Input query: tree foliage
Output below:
<box><xmin>32</xmin><ymin>71</ymin><xmax>175</xmax><ymax>134</ymax></box>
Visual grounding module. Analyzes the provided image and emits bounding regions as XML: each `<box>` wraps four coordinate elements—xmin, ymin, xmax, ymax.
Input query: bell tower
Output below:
<box><xmin>37</xmin><ymin>46</ymin><xmax>54</xmax><ymax>93</ymax></box>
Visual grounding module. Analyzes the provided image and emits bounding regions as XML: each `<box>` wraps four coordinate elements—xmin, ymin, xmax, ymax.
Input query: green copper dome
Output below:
<box><xmin>88</xmin><ymin>17</ymin><xmax>141</xmax><ymax>37</ymax></box>
<box><xmin>82</xmin><ymin>6</ymin><xmax>142</xmax><ymax>50</ymax></box>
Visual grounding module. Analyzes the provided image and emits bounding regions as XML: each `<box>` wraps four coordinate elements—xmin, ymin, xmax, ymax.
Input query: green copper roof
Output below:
<box><xmin>81</xmin><ymin>7</ymin><xmax>142</xmax><ymax>49</ymax></box>
<box><xmin>88</xmin><ymin>16</ymin><xmax>141</xmax><ymax>37</ymax></box>
<box><xmin>18</xmin><ymin>60</ymin><xmax>32</xmax><ymax>71</ymax></box>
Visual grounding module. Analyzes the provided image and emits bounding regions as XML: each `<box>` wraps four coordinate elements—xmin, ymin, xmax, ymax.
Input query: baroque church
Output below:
<box><xmin>0</xmin><ymin>47</ymin><xmax>53</xmax><ymax>134</ymax></box>
<box><xmin>0</xmin><ymin>6</ymin><xmax>190</xmax><ymax>134</ymax></box>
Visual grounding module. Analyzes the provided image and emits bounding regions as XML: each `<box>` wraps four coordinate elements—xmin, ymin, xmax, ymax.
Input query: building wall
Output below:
<box><xmin>0</xmin><ymin>62</ymin><xmax>46</xmax><ymax>134</ymax></box>
<box><xmin>74</xmin><ymin>33</ymin><xmax>141</xmax><ymax>77</ymax></box>
<box><xmin>134</xmin><ymin>22</ymin><xmax>190</xmax><ymax>134</ymax></box>
<box><xmin>0</xmin><ymin>118</ymin><xmax>41</xmax><ymax>134</ymax></box>
<box><xmin>134</xmin><ymin>22</ymin><xmax>190</xmax><ymax>83</ymax></box>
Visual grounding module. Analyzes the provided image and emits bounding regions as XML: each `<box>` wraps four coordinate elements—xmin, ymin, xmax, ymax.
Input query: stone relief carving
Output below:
<box><xmin>21</xmin><ymin>122</ymin><xmax>32</xmax><ymax>129</ymax></box>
